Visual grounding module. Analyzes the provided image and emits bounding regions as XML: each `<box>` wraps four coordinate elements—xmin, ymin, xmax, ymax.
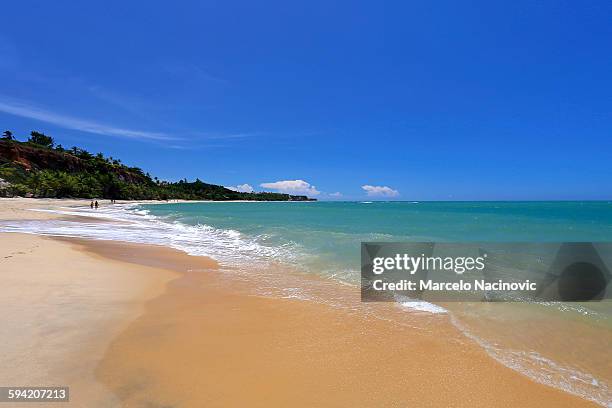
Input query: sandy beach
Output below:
<box><xmin>0</xmin><ymin>198</ymin><xmax>599</xmax><ymax>407</ymax></box>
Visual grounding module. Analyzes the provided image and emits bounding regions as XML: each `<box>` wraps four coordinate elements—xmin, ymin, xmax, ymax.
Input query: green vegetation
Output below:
<box><xmin>28</xmin><ymin>131</ymin><xmax>55</xmax><ymax>148</ymax></box>
<box><xmin>0</xmin><ymin>130</ymin><xmax>314</xmax><ymax>201</ymax></box>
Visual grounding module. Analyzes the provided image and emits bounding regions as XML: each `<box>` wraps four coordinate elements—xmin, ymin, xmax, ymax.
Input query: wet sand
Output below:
<box><xmin>0</xmin><ymin>198</ymin><xmax>600</xmax><ymax>407</ymax></box>
<box><xmin>90</xmin><ymin>241</ymin><xmax>596</xmax><ymax>407</ymax></box>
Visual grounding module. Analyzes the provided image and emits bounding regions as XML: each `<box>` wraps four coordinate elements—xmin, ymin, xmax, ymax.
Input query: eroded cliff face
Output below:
<box><xmin>0</xmin><ymin>140</ymin><xmax>149</xmax><ymax>184</ymax></box>
<box><xmin>0</xmin><ymin>140</ymin><xmax>84</xmax><ymax>172</ymax></box>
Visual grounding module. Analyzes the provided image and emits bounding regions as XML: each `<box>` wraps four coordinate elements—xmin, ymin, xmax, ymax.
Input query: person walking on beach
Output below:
<box><xmin>90</xmin><ymin>201</ymin><xmax>94</xmax><ymax>209</ymax></box>
<box><xmin>94</xmin><ymin>201</ymin><xmax>99</xmax><ymax>209</ymax></box>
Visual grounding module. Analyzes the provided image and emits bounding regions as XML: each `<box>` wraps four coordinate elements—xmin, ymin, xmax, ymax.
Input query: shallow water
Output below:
<box><xmin>2</xmin><ymin>200</ymin><xmax>611</xmax><ymax>406</ymax></box>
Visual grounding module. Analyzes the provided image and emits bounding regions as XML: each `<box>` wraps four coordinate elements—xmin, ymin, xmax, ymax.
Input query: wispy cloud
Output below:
<box><xmin>0</xmin><ymin>98</ymin><xmax>175</xmax><ymax>141</ymax></box>
<box><xmin>87</xmin><ymin>85</ymin><xmax>150</xmax><ymax>116</ymax></box>
<box><xmin>197</xmin><ymin>132</ymin><xmax>263</xmax><ymax>140</ymax></box>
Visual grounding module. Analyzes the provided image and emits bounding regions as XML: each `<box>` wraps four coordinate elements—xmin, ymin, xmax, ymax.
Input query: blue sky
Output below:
<box><xmin>1</xmin><ymin>1</ymin><xmax>611</xmax><ymax>200</ymax></box>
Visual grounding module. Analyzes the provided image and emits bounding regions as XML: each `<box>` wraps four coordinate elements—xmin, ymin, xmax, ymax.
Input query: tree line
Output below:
<box><xmin>0</xmin><ymin>130</ymin><xmax>310</xmax><ymax>201</ymax></box>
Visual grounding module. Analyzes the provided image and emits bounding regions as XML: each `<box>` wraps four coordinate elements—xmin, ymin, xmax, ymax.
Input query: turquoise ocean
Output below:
<box><xmin>143</xmin><ymin>201</ymin><xmax>612</xmax><ymax>282</ymax></box>
<box><xmin>2</xmin><ymin>200</ymin><xmax>611</xmax><ymax>406</ymax></box>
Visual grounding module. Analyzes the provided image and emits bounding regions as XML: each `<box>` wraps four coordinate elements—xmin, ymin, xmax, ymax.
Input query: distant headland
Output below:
<box><xmin>0</xmin><ymin>130</ymin><xmax>316</xmax><ymax>201</ymax></box>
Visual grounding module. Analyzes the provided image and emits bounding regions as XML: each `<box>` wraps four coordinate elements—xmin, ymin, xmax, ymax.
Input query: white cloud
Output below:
<box><xmin>0</xmin><ymin>98</ymin><xmax>175</xmax><ymax>141</ymax></box>
<box><xmin>260</xmin><ymin>179</ymin><xmax>320</xmax><ymax>196</ymax></box>
<box><xmin>328</xmin><ymin>192</ymin><xmax>343</xmax><ymax>197</ymax></box>
<box><xmin>361</xmin><ymin>185</ymin><xmax>399</xmax><ymax>197</ymax></box>
<box><xmin>226</xmin><ymin>183</ymin><xmax>254</xmax><ymax>193</ymax></box>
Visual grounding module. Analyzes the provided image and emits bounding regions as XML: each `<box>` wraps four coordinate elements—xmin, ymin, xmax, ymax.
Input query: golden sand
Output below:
<box><xmin>0</xmin><ymin>198</ymin><xmax>599</xmax><ymax>407</ymax></box>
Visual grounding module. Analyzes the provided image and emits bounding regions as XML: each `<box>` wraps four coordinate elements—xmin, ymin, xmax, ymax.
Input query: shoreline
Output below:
<box><xmin>82</xmin><ymin>236</ymin><xmax>597</xmax><ymax>407</ymax></box>
<box><xmin>0</xmin><ymin>198</ymin><xmax>602</xmax><ymax>407</ymax></box>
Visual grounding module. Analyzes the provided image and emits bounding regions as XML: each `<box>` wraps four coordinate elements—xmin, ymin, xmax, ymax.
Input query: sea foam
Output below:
<box><xmin>1</xmin><ymin>205</ymin><xmax>302</xmax><ymax>269</ymax></box>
